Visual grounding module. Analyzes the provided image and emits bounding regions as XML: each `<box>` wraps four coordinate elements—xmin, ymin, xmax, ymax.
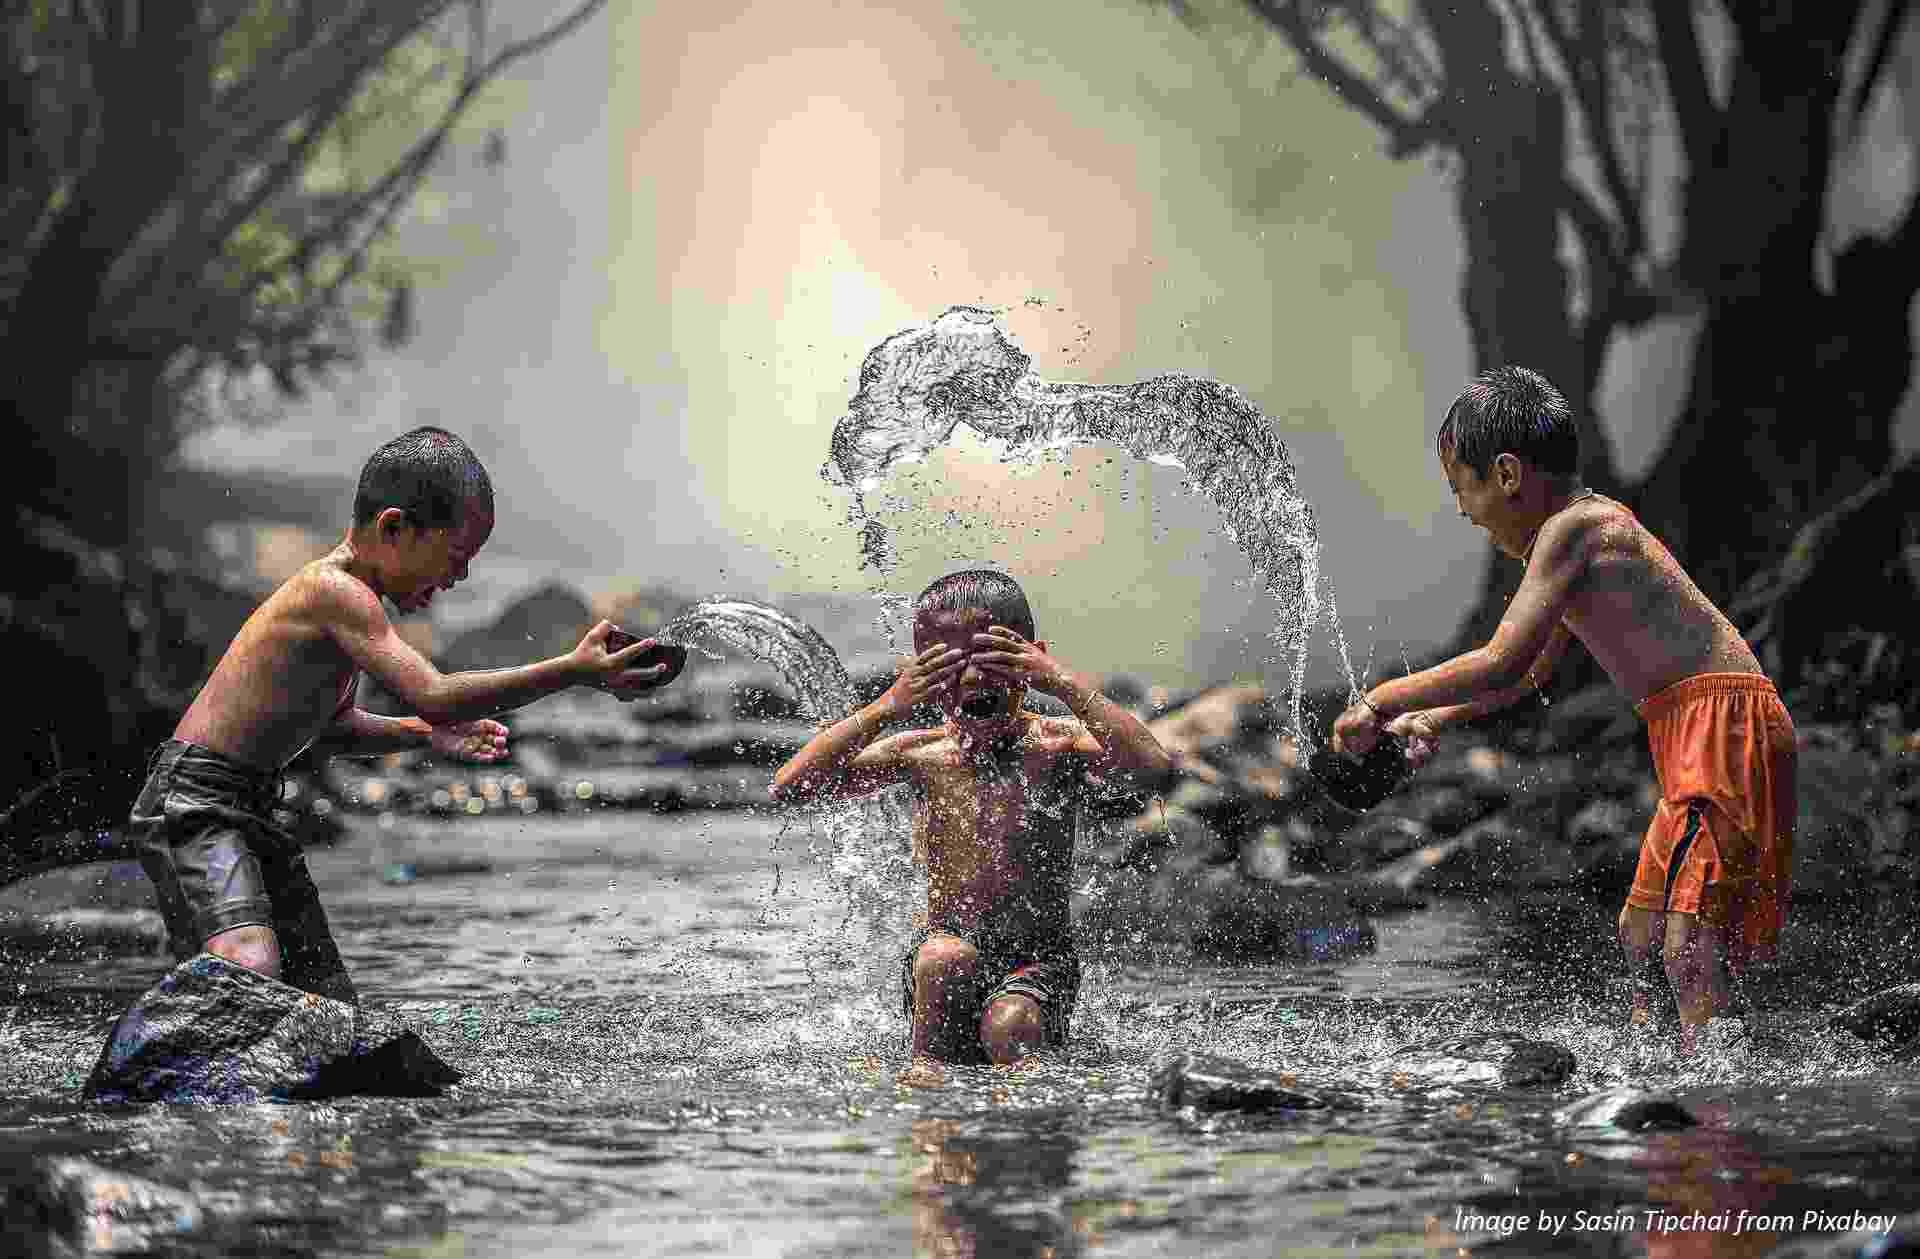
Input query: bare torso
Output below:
<box><xmin>1559</xmin><ymin>495</ymin><xmax>1763</xmax><ymax>702</ymax></box>
<box><xmin>901</xmin><ymin>715</ymin><xmax>1083</xmax><ymax>941</ymax></box>
<box><xmin>172</xmin><ymin>551</ymin><xmax>363</xmax><ymax>770</ymax></box>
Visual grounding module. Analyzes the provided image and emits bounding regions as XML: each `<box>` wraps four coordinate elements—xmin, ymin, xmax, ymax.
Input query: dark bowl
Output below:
<box><xmin>1307</xmin><ymin>735</ymin><xmax>1411</xmax><ymax>811</ymax></box>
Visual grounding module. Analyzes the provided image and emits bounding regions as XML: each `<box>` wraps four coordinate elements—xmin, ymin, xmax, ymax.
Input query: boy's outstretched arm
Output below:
<box><xmin>320</xmin><ymin>572</ymin><xmax>676</xmax><ymax>725</ymax></box>
<box><xmin>319</xmin><ymin>707</ymin><xmax>512</xmax><ymax>764</ymax></box>
<box><xmin>769</xmin><ymin>644</ymin><xmax>964</xmax><ymax>805</ymax></box>
<box><xmin>1334</xmin><ymin>510</ymin><xmax>1592</xmax><ymax>757</ymax></box>
<box><xmin>969</xmin><ymin>628</ymin><xmax>1174</xmax><ymax>787</ymax></box>
<box><xmin>1403</xmin><ymin>623</ymin><xmax>1573</xmax><ymax>733</ymax></box>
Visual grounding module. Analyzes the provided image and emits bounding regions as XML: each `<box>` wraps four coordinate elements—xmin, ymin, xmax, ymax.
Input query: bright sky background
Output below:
<box><xmin>184</xmin><ymin>0</ymin><xmax>1920</xmax><ymax>692</ymax></box>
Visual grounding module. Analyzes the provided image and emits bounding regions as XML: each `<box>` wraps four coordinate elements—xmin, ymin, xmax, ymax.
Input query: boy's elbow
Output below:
<box><xmin>1481</xmin><ymin>648</ymin><xmax>1531</xmax><ymax>693</ymax></box>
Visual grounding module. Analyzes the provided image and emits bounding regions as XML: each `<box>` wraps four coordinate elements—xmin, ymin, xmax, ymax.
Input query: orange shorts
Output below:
<box><xmin>1625</xmin><ymin>674</ymin><xmax>1797</xmax><ymax>968</ymax></box>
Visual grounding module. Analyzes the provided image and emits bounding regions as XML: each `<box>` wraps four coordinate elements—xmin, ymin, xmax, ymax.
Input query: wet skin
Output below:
<box><xmin>770</xmin><ymin>605</ymin><xmax>1171</xmax><ymax>1069</ymax></box>
<box><xmin>170</xmin><ymin>499</ymin><xmax>684</xmax><ymax>982</ymax></box>
<box><xmin>1333</xmin><ymin>448</ymin><xmax>1772</xmax><ymax>1046</ymax></box>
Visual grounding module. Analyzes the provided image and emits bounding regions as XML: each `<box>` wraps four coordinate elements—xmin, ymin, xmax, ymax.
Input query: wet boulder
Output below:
<box><xmin>84</xmin><ymin>954</ymin><xmax>460</xmax><ymax>1105</ymax></box>
<box><xmin>1152</xmin><ymin>1052</ymin><xmax>1351</xmax><ymax>1114</ymax></box>
<box><xmin>1</xmin><ymin>1157</ymin><xmax>205</xmax><ymax>1256</ymax></box>
<box><xmin>1553</xmin><ymin>1088</ymin><xmax>1698</xmax><ymax>1133</ymax></box>
<box><xmin>1374</xmin><ymin>1031</ymin><xmax>1575</xmax><ymax>1089</ymax></box>
<box><xmin>1829</xmin><ymin>984</ymin><xmax>1920</xmax><ymax>1053</ymax></box>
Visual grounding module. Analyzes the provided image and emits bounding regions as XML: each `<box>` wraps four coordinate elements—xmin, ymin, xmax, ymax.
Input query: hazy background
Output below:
<box><xmin>180</xmin><ymin>0</ymin><xmax>1920</xmax><ymax>692</ymax></box>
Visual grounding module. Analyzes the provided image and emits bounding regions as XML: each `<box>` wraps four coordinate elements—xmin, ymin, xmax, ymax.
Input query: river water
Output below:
<box><xmin>3</xmin><ymin>807</ymin><xmax>1917</xmax><ymax>1258</ymax></box>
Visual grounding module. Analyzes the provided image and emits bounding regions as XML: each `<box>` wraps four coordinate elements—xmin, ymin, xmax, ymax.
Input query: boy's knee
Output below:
<box><xmin>913</xmin><ymin>935</ymin><xmax>979</xmax><ymax>990</ymax></box>
<box><xmin>979</xmin><ymin>994</ymin><xmax>1043</xmax><ymax>1060</ymax></box>
<box><xmin>204</xmin><ymin>924</ymin><xmax>282</xmax><ymax>978</ymax></box>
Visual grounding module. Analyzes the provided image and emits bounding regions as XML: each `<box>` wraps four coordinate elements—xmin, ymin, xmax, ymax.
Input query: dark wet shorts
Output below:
<box><xmin>130</xmin><ymin>740</ymin><xmax>355</xmax><ymax>1003</ymax></box>
<box><xmin>900</xmin><ymin>921</ymin><xmax>1080</xmax><ymax>1062</ymax></box>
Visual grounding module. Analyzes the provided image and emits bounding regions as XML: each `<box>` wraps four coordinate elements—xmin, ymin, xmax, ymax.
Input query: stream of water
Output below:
<box><xmin>3</xmin><ymin>809</ymin><xmax>1917</xmax><ymax>1257</ymax></box>
<box><xmin>4</xmin><ymin>308</ymin><xmax>1915</xmax><ymax>1255</ymax></box>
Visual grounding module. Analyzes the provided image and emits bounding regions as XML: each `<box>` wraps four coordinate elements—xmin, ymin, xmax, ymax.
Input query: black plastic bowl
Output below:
<box><xmin>1307</xmin><ymin>734</ymin><xmax>1411</xmax><ymax>811</ymax></box>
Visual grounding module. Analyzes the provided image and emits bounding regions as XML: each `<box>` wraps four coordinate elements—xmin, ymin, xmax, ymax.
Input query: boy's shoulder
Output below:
<box><xmin>262</xmin><ymin>553</ymin><xmax>386</xmax><ymax>628</ymax></box>
<box><xmin>1535</xmin><ymin>493</ymin><xmax>1640</xmax><ymax>565</ymax></box>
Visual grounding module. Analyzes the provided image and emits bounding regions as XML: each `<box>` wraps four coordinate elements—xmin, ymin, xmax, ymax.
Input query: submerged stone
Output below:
<box><xmin>1829</xmin><ymin>984</ymin><xmax>1920</xmax><ymax>1051</ymax></box>
<box><xmin>1376</xmin><ymin>1031</ymin><xmax>1576</xmax><ymax>1089</ymax></box>
<box><xmin>1152</xmin><ymin>1051</ymin><xmax>1349</xmax><ymax>1114</ymax></box>
<box><xmin>1</xmin><ymin>1156</ymin><xmax>203</xmax><ymax>1255</ymax></box>
<box><xmin>1553</xmin><ymin>1087</ymin><xmax>1698</xmax><ymax>1133</ymax></box>
<box><xmin>83</xmin><ymin>953</ymin><xmax>460</xmax><ymax>1105</ymax></box>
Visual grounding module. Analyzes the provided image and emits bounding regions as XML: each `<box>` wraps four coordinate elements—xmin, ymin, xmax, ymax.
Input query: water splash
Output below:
<box><xmin>823</xmin><ymin>305</ymin><xmax>1347</xmax><ymax>746</ymax></box>
<box><xmin>656</xmin><ymin>599</ymin><xmax>858</xmax><ymax>724</ymax></box>
<box><xmin>655</xmin><ymin>599</ymin><xmax>918</xmax><ymax>979</ymax></box>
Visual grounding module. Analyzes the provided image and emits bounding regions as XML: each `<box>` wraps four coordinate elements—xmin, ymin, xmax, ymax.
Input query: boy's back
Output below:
<box><xmin>175</xmin><ymin>558</ymin><xmax>393</xmax><ymax>772</ymax></box>
<box><xmin>1542</xmin><ymin>494</ymin><xmax>1763</xmax><ymax>702</ymax></box>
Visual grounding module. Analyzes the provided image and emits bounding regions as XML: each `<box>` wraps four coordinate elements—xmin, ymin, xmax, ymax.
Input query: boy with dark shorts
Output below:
<box><xmin>1332</xmin><ymin>368</ymin><xmax>1795</xmax><ymax>1055</ymax></box>
<box><xmin>133</xmin><ymin>427</ymin><xmax>684</xmax><ymax>1002</ymax></box>
<box><xmin>771</xmin><ymin>570</ymin><xmax>1171</xmax><ymax>1081</ymax></box>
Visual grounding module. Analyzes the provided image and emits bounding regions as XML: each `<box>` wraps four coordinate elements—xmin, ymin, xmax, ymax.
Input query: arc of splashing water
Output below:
<box><xmin>656</xmin><ymin>599</ymin><xmax>859</xmax><ymax>725</ymax></box>
<box><xmin>655</xmin><ymin>598</ymin><xmax>917</xmax><ymax>844</ymax></box>
<box><xmin>821</xmin><ymin>304</ymin><xmax>1341</xmax><ymax>749</ymax></box>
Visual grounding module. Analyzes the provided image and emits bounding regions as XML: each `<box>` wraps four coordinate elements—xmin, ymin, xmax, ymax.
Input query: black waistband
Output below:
<box><xmin>148</xmin><ymin>739</ymin><xmax>285</xmax><ymax>803</ymax></box>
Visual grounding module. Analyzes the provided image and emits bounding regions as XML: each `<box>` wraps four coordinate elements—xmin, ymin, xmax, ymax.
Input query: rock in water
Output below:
<box><xmin>1829</xmin><ymin>984</ymin><xmax>1920</xmax><ymax>1050</ymax></box>
<box><xmin>1376</xmin><ymin>1032</ymin><xmax>1576</xmax><ymax>1089</ymax></box>
<box><xmin>1554</xmin><ymin>1088</ymin><xmax>1698</xmax><ymax>1133</ymax></box>
<box><xmin>1152</xmin><ymin>1051</ymin><xmax>1347</xmax><ymax>1113</ymax></box>
<box><xmin>1</xmin><ymin>1157</ymin><xmax>204</xmax><ymax>1255</ymax></box>
<box><xmin>83</xmin><ymin>954</ymin><xmax>460</xmax><ymax>1104</ymax></box>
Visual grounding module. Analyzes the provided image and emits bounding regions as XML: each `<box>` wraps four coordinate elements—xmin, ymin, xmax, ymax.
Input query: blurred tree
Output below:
<box><xmin>0</xmin><ymin>1</ymin><xmax>604</xmax><ymax>805</ymax></box>
<box><xmin>1192</xmin><ymin>0</ymin><xmax>1919</xmax><ymax>687</ymax></box>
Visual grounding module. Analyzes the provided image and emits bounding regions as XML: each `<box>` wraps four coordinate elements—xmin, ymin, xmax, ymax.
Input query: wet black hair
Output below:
<box><xmin>353</xmin><ymin>426</ymin><xmax>493</xmax><ymax>529</ymax></box>
<box><xmin>913</xmin><ymin>569</ymin><xmax>1036</xmax><ymax>641</ymax></box>
<box><xmin>1436</xmin><ymin>366</ymin><xmax>1579</xmax><ymax>480</ymax></box>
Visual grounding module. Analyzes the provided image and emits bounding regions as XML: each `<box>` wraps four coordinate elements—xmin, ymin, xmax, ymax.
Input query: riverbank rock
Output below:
<box><xmin>1829</xmin><ymin>984</ymin><xmax>1920</xmax><ymax>1052</ymax></box>
<box><xmin>1372</xmin><ymin>1032</ymin><xmax>1575</xmax><ymax>1089</ymax></box>
<box><xmin>1553</xmin><ymin>1088</ymin><xmax>1698</xmax><ymax>1133</ymax></box>
<box><xmin>1152</xmin><ymin>1052</ymin><xmax>1350</xmax><ymax>1114</ymax></box>
<box><xmin>84</xmin><ymin>954</ymin><xmax>460</xmax><ymax>1105</ymax></box>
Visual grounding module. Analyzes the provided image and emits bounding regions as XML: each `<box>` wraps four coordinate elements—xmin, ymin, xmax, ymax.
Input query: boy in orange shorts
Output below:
<box><xmin>1332</xmin><ymin>367</ymin><xmax>1795</xmax><ymax>1054</ymax></box>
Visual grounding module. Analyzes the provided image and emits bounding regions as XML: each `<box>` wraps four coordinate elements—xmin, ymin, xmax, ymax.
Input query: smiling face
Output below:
<box><xmin>912</xmin><ymin>606</ymin><xmax>1030</xmax><ymax>728</ymax></box>
<box><xmin>1440</xmin><ymin>448</ymin><xmax>1531</xmax><ymax>559</ymax></box>
<box><xmin>385</xmin><ymin>500</ymin><xmax>493</xmax><ymax>613</ymax></box>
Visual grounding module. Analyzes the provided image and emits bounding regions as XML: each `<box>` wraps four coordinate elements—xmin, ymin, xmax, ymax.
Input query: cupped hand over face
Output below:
<box><xmin>431</xmin><ymin>719</ymin><xmax>510</xmax><ymax>763</ymax></box>
<box><xmin>967</xmin><ymin>626</ymin><xmax>1066</xmax><ymax>696</ymax></box>
<box><xmin>885</xmin><ymin>644</ymin><xmax>966</xmax><ymax>715</ymax></box>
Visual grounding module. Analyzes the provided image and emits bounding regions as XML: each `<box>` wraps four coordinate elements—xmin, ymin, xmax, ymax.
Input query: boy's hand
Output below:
<box><xmin>431</xmin><ymin>719</ymin><xmax>510</xmax><ymax>763</ymax></box>
<box><xmin>968</xmin><ymin>627</ymin><xmax>1069</xmax><ymax>695</ymax></box>
<box><xmin>883</xmin><ymin>644</ymin><xmax>966</xmax><ymax>716</ymax></box>
<box><xmin>1331</xmin><ymin>699</ymin><xmax>1383</xmax><ymax>758</ymax></box>
<box><xmin>573</xmin><ymin>620</ymin><xmax>686</xmax><ymax>698</ymax></box>
<box><xmin>1385</xmin><ymin>712</ymin><xmax>1440</xmax><ymax>770</ymax></box>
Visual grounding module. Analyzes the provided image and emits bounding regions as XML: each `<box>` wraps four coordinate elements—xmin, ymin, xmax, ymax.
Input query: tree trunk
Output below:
<box><xmin>1629</xmin><ymin>5</ymin><xmax>1895</xmax><ymax>608</ymax></box>
<box><xmin>1424</xmin><ymin>0</ymin><xmax>1620</xmax><ymax>653</ymax></box>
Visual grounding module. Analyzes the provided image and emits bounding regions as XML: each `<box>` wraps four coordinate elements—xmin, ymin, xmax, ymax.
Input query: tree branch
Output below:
<box><xmin>1242</xmin><ymin>0</ymin><xmax>1439</xmax><ymax>156</ymax></box>
<box><xmin>1650</xmin><ymin>2</ymin><xmax>1718</xmax><ymax>171</ymax></box>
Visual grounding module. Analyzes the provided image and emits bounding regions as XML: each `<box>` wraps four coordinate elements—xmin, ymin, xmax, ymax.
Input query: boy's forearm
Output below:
<box><xmin>1059</xmin><ymin>677</ymin><xmax>1173</xmax><ymax>782</ymax></box>
<box><xmin>325</xmin><ymin>709</ymin><xmax>432</xmax><ymax>758</ymax></box>
<box><xmin>1416</xmin><ymin>684</ymin><xmax>1536</xmax><ymax>731</ymax></box>
<box><xmin>1364</xmin><ymin>646</ymin><xmax>1521</xmax><ymax>719</ymax></box>
<box><xmin>417</xmin><ymin>655</ymin><xmax>582</xmax><ymax>724</ymax></box>
<box><xmin>769</xmin><ymin>698</ymin><xmax>895</xmax><ymax>802</ymax></box>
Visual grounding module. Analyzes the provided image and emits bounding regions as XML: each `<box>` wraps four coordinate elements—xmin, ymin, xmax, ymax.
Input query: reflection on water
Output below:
<box><xmin>2</xmin><ymin>810</ymin><xmax>1917</xmax><ymax>1257</ymax></box>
